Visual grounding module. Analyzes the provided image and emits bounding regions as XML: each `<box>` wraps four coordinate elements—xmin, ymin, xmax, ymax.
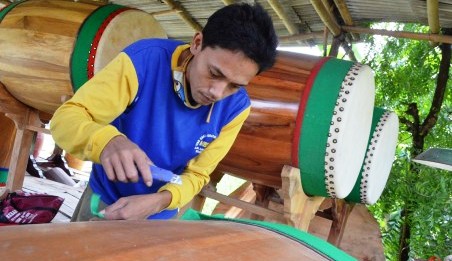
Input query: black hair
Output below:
<box><xmin>201</xmin><ymin>3</ymin><xmax>278</xmax><ymax>74</ymax></box>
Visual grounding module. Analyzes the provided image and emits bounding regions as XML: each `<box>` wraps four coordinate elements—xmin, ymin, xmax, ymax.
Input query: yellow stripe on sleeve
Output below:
<box><xmin>50</xmin><ymin>52</ymin><xmax>139</xmax><ymax>163</ymax></box>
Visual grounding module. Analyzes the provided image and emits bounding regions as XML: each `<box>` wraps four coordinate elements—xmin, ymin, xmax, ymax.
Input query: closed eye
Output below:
<box><xmin>209</xmin><ymin>68</ymin><xmax>221</xmax><ymax>78</ymax></box>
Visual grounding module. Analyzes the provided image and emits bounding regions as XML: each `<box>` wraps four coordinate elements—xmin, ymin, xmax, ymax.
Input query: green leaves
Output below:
<box><xmin>361</xmin><ymin>22</ymin><xmax>452</xmax><ymax>259</ymax></box>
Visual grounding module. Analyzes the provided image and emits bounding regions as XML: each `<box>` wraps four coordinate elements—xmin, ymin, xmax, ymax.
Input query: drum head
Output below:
<box><xmin>94</xmin><ymin>9</ymin><xmax>167</xmax><ymax>73</ymax></box>
<box><xmin>346</xmin><ymin>108</ymin><xmax>399</xmax><ymax>204</ymax></box>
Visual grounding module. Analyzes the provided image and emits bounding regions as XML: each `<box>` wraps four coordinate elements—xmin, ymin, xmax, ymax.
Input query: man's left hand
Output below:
<box><xmin>102</xmin><ymin>191</ymin><xmax>172</xmax><ymax>220</ymax></box>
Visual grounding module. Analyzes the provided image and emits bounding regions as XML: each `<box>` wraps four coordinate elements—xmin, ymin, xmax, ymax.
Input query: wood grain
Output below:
<box><xmin>0</xmin><ymin>220</ymin><xmax>330</xmax><ymax>260</ymax></box>
<box><xmin>217</xmin><ymin>51</ymin><xmax>322</xmax><ymax>188</ymax></box>
<box><xmin>0</xmin><ymin>113</ymin><xmax>16</xmax><ymax>168</ymax></box>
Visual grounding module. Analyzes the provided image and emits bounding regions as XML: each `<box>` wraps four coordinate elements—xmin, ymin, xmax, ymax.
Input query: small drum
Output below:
<box><xmin>217</xmin><ymin>51</ymin><xmax>375</xmax><ymax>198</ymax></box>
<box><xmin>0</xmin><ymin>219</ymin><xmax>355</xmax><ymax>260</ymax></box>
<box><xmin>346</xmin><ymin>107</ymin><xmax>399</xmax><ymax>204</ymax></box>
<box><xmin>0</xmin><ymin>0</ymin><xmax>166</xmax><ymax>114</ymax></box>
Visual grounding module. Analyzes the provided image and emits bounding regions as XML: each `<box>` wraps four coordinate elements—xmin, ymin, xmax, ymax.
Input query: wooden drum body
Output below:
<box><xmin>0</xmin><ymin>220</ymin><xmax>354</xmax><ymax>260</ymax></box>
<box><xmin>217</xmin><ymin>51</ymin><xmax>376</xmax><ymax>198</ymax></box>
<box><xmin>0</xmin><ymin>0</ymin><xmax>166</xmax><ymax>114</ymax></box>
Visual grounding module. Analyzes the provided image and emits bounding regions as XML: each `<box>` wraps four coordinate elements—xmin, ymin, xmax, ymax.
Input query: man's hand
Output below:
<box><xmin>100</xmin><ymin>135</ymin><xmax>153</xmax><ymax>186</ymax></box>
<box><xmin>102</xmin><ymin>191</ymin><xmax>172</xmax><ymax>220</ymax></box>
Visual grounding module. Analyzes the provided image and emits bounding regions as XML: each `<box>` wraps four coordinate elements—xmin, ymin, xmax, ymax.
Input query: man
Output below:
<box><xmin>50</xmin><ymin>3</ymin><xmax>278</xmax><ymax>221</ymax></box>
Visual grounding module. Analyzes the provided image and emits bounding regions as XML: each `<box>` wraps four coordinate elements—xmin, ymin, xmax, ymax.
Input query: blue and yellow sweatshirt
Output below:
<box><xmin>50</xmin><ymin>39</ymin><xmax>251</xmax><ymax>219</ymax></box>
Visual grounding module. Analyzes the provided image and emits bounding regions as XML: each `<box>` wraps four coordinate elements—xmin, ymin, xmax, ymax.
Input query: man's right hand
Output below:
<box><xmin>100</xmin><ymin>136</ymin><xmax>153</xmax><ymax>186</ymax></box>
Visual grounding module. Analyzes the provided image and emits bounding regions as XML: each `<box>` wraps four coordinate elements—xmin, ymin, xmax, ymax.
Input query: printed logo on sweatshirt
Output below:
<box><xmin>194</xmin><ymin>134</ymin><xmax>217</xmax><ymax>154</ymax></box>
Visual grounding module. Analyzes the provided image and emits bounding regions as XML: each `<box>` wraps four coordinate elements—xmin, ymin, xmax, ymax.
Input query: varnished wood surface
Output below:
<box><xmin>217</xmin><ymin>51</ymin><xmax>322</xmax><ymax>188</ymax></box>
<box><xmin>0</xmin><ymin>113</ymin><xmax>15</xmax><ymax>168</ymax></box>
<box><xmin>0</xmin><ymin>220</ymin><xmax>329</xmax><ymax>261</ymax></box>
<box><xmin>0</xmin><ymin>0</ymin><xmax>97</xmax><ymax>114</ymax></box>
<box><xmin>0</xmin><ymin>0</ymin><xmax>166</xmax><ymax>114</ymax></box>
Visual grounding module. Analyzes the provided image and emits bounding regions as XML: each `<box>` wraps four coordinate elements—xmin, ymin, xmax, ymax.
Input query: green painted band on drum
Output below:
<box><xmin>298</xmin><ymin>59</ymin><xmax>354</xmax><ymax>197</ymax></box>
<box><xmin>0</xmin><ymin>0</ymin><xmax>25</xmax><ymax>23</ymax></box>
<box><xmin>181</xmin><ymin>208</ymin><xmax>356</xmax><ymax>261</ymax></box>
<box><xmin>71</xmin><ymin>4</ymin><xmax>125</xmax><ymax>92</ymax></box>
<box><xmin>0</xmin><ymin>167</ymin><xmax>8</xmax><ymax>185</ymax></box>
<box><xmin>345</xmin><ymin>107</ymin><xmax>386</xmax><ymax>202</ymax></box>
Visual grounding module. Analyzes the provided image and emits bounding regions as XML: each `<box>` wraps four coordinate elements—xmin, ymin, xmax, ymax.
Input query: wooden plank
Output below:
<box><xmin>200</xmin><ymin>187</ymin><xmax>284</xmax><ymax>220</ymax></box>
<box><xmin>22</xmin><ymin>175</ymin><xmax>84</xmax><ymax>222</ymax></box>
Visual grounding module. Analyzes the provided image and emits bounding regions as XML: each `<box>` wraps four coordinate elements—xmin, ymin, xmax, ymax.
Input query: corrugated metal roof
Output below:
<box><xmin>108</xmin><ymin>0</ymin><xmax>452</xmax><ymax>46</ymax></box>
<box><xmin>3</xmin><ymin>0</ymin><xmax>452</xmax><ymax>45</ymax></box>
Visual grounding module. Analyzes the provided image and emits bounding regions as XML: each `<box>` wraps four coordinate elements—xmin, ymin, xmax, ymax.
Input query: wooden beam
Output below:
<box><xmin>323</xmin><ymin>26</ymin><xmax>329</xmax><ymax>56</ymax></box>
<box><xmin>310</xmin><ymin>0</ymin><xmax>341</xmax><ymax>36</ymax></box>
<box><xmin>267</xmin><ymin>0</ymin><xmax>299</xmax><ymax>35</ymax></box>
<box><xmin>200</xmin><ymin>187</ymin><xmax>285</xmax><ymax>220</ymax></box>
<box><xmin>222</xmin><ymin>0</ymin><xmax>235</xmax><ymax>5</ymax></box>
<box><xmin>332</xmin><ymin>0</ymin><xmax>359</xmax><ymax>40</ymax></box>
<box><xmin>162</xmin><ymin>0</ymin><xmax>203</xmax><ymax>32</ymax></box>
<box><xmin>427</xmin><ymin>0</ymin><xmax>440</xmax><ymax>34</ymax></box>
<box><xmin>342</xmin><ymin>25</ymin><xmax>452</xmax><ymax>44</ymax></box>
<box><xmin>149</xmin><ymin>9</ymin><xmax>181</xmax><ymax>17</ymax></box>
<box><xmin>341</xmin><ymin>41</ymin><xmax>357</xmax><ymax>62</ymax></box>
<box><xmin>278</xmin><ymin>31</ymin><xmax>324</xmax><ymax>43</ymax></box>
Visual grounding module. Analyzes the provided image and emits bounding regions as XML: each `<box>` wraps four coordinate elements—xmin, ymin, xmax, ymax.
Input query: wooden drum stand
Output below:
<box><xmin>0</xmin><ymin>82</ymin><xmax>51</xmax><ymax>198</ymax></box>
<box><xmin>192</xmin><ymin>166</ymin><xmax>355</xmax><ymax>247</ymax></box>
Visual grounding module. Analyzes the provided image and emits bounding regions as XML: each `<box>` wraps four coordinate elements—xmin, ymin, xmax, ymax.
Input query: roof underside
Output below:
<box><xmin>107</xmin><ymin>0</ymin><xmax>452</xmax><ymax>46</ymax></box>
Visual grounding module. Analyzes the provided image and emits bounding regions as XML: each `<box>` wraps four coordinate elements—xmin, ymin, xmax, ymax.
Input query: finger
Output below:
<box><xmin>111</xmin><ymin>158</ymin><xmax>127</xmax><ymax>183</ymax></box>
<box><xmin>123</xmin><ymin>159</ymin><xmax>139</xmax><ymax>183</ymax></box>
<box><xmin>102</xmin><ymin>160</ymin><xmax>116</xmax><ymax>182</ymax></box>
<box><xmin>136</xmin><ymin>155</ymin><xmax>152</xmax><ymax>187</ymax></box>
<box><xmin>103</xmin><ymin>200</ymin><xmax>127</xmax><ymax>220</ymax></box>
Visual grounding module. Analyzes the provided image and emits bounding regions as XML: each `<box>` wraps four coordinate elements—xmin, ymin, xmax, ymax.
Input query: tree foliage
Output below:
<box><xmin>362</xmin><ymin>23</ymin><xmax>451</xmax><ymax>260</ymax></box>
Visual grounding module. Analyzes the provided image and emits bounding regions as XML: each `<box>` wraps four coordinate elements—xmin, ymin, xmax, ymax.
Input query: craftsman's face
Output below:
<box><xmin>186</xmin><ymin>32</ymin><xmax>259</xmax><ymax>106</ymax></box>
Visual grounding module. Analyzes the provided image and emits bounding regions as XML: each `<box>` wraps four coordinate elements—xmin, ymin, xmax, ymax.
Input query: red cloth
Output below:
<box><xmin>0</xmin><ymin>190</ymin><xmax>64</xmax><ymax>225</ymax></box>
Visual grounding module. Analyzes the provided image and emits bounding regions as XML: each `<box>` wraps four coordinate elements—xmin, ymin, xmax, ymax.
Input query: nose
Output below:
<box><xmin>208</xmin><ymin>80</ymin><xmax>228</xmax><ymax>101</ymax></box>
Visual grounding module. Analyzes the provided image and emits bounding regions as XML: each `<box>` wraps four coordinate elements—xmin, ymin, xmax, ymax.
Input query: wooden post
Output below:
<box><xmin>327</xmin><ymin>198</ymin><xmax>355</xmax><ymax>246</ymax></box>
<box><xmin>280</xmin><ymin>165</ymin><xmax>324</xmax><ymax>231</ymax></box>
<box><xmin>194</xmin><ymin>165</ymin><xmax>324</xmax><ymax>232</ymax></box>
<box><xmin>3</xmin><ymin>109</ymin><xmax>42</xmax><ymax>193</ymax></box>
<box><xmin>249</xmin><ymin>183</ymin><xmax>272</xmax><ymax>220</ymax></box>
<box><xmin>0</xmin><ymin>82</ymin><xmax>47</xmax><ymax>198</ymax></box>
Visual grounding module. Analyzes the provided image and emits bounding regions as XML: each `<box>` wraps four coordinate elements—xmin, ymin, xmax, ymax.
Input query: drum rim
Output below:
<box><xmin>298</xmin><ymin>58</ymin><xmax>359</xmax><ymax>197</ymax></box>
<box><xmin>0</xmin><ymin>0</ymin><xmax>24</xmax><ymax>23</ymax></box>
<box><xmin>70</xmin><ymin>3</ymin><xmax>129</xmax><ymax>92</ymax></box>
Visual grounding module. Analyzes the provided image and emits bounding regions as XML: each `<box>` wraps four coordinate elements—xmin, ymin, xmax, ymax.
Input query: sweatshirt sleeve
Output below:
<box><xmin>159</xmin><ymin>107</ymin><xmax>250</xmax><ymax>209</ymax></box>
<box><xmin>50</xmin><ymin>52</ymin><xmax>139</xmax><ymax>163</ymax></box>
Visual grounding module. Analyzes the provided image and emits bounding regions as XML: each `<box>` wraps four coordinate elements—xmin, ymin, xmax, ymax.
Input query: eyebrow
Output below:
<box><xmin>211</xmin><ymin>65</ymin><xmax>247</xmax><ymax>86</ymax></box>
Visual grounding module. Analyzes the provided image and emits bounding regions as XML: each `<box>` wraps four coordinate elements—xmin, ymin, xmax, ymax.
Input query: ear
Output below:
<box><xmin>190</xmin><ymin>32</ymin><xmax>203</xmax><ymax>55</ymax></box>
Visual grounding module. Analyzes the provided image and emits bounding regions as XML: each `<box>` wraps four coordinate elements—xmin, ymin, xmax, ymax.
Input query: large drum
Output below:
<box><xmin>217</xmin><ymin>51</ymin><xmax>376</xmax><ymax>198</ymax></box>
<box><xmin>0</xmin><ymin>220</ymin><xmax>355</xmax><ymax>260</ymax></box>
<box><xmin>0</xmin><ymin>0</ymin><xmax>166</xmax><ymax>114</ymax></box>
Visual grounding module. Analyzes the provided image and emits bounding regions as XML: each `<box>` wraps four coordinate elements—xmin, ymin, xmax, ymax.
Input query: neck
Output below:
<box><xmin>179</xmin><ymin>49</ymin><xmax>197</xmax><ymax>106</ymax></box>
